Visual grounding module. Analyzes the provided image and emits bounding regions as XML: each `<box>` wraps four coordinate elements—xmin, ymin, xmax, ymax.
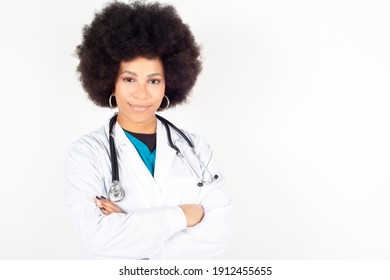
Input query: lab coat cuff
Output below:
<box><xmin>169</xmin><ymin>206</ymin><xmax>187</xmax><ymax>232</ymax></box>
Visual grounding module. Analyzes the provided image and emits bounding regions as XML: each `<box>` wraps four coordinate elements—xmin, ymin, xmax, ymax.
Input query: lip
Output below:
<box><xmin>128</xmin><ymin>103</ymin><xmax>152</xmax><ymax>112</ymax></box>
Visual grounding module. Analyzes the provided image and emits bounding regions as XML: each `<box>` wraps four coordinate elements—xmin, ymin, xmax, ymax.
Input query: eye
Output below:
<box><xmin>149</xmin><ymin>79</ymin><xmax>161</xmax><ymax>85</ymax></box>
<box><xmin>123</xmin><ymin>77</ymin><xmax>135</xmax><ymax>83</ymax></box>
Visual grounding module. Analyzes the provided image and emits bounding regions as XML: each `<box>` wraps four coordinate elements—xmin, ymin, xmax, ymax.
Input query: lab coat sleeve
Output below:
<box><xmin>151</xmin><ymin>137</ymin><xmax>233</xmax><ymax>259</ymax></box>
<box><xmin>64</xmin><ymin>138</ymin><xmax>187</xmax><ymax>259</ymax></box>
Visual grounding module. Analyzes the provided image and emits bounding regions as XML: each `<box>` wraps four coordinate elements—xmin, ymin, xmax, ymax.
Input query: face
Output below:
<box><xmin>114</xmin><ymin>57</ymin><xmax>165</xmax><ymax>131</ymax></box>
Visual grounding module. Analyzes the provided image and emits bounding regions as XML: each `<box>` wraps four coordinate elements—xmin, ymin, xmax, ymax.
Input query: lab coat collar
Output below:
<box><xmin>103</xmin><ymin>113</ymin><xmax>178</xmax><ymax>146</ymax></box>
<box><xmin>155</xmin><ymin>117</ymin><xmax>178</xmax><ymax>182</ymax></box>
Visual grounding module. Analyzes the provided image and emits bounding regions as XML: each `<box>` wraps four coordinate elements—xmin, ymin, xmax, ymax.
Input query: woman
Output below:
<box><xmin>65</xmin><ymin>1</ymin><xmax>231</xmax><ymax>259</ymax></box>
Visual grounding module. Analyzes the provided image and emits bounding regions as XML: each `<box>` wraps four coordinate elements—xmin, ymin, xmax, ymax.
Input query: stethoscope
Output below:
<box><xmin>108</xmin><ymin>114</ymin><xmax>219</xmax><ymax>202</ymax></box>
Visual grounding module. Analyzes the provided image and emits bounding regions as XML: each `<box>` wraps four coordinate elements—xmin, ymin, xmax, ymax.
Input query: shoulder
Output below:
<box><xmin>179</xmin><ymin>128</ymin><xmax>203</xmax><ymax>147</ymax></box>
<box><xmin>66</xmin><ymin>125</ymin><xmax>108</xmax><ymax>160</ymax></box>
<box><xmin>176</xmin><ymin>127</ymin><xmax>214</xmax><ymax>160</ymax></box>
<box><xmin>156</xmin><ymin>117</ymin><xmax>213</xmax><ymax>156</ymax></box>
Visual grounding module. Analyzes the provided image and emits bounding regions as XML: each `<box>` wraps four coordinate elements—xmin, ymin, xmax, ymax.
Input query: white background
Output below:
<box><xmin>0</xmin><ymin>0</ymin><xmax>389</xmax><ymax>259</ymax></box>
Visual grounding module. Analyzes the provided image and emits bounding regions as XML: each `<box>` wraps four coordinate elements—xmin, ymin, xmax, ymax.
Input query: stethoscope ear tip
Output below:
<box><xmin>197</xmin><ymin>175</ymin><xmax>219</xmax><ymax>187</ymax></box>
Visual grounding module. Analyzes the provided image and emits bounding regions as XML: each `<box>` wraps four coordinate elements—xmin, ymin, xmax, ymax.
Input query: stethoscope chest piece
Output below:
<box><xmin>108</xmin><ymin>180</ymin><xmax>125</xmax><ymax>202</ymax></box>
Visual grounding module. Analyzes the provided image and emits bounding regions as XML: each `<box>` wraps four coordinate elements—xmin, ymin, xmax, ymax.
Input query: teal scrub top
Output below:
<box><xmin>123</xmin><ymin>130</ymin><xmax>156</xmax><ymax>176</ymax></box>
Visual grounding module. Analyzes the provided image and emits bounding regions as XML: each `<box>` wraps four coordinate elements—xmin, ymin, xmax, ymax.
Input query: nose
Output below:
<box><xmin>132</xmin><ymin>83</ymin><xmax>148</xmax><ymax>99</ymax></box>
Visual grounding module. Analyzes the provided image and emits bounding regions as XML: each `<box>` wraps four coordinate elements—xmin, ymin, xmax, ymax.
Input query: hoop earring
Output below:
<box><xmin>109</xmin><ymin>94</ymin><xmax>115</xmax><ymax>109</ymax></box>
<box><xmin>159</xmin><ymin>95</ymin><xmax>170</xmax><ymax>110</ymax></box>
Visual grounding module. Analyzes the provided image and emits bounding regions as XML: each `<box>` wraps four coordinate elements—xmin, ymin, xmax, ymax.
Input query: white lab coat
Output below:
<box><xmin>64</xmin><ymin>116</ymin><xmax>232</xmax><ymax>259</ymax></box>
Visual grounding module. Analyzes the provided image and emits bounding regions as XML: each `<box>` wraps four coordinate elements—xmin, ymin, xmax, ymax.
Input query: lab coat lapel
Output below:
<box><xmin>116</xmin><ymin>122</ymin><xmax>154</xmax><ymax>183</ymax></box>
<box><xmin>154</xmin><ymin>119</ymin><xmax>177</xmax><ymax>184</ymax></box>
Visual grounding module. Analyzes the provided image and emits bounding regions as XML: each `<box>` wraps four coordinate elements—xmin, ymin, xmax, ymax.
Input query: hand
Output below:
<box><xmin>95</xmin><ymin>196</ymin><xmax>123</xmax><ymax>215</ymax></box>
<box><xmin>179</xmin><ymin>204</ymin><xmax>204</xmax><ymax>227</ymax></box>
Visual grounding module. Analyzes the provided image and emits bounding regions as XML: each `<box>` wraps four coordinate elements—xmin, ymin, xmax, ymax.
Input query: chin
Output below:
<box><xmin>122</xmin><ymin>111</ymin><xmax>155</xmax><ymax>123</ymax></box>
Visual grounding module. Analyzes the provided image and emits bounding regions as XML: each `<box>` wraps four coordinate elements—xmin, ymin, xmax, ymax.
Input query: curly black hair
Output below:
<box><xmin>76</xmin><ymin>1</ymin><xmax>202</xmax><ymax>108</ymax></box>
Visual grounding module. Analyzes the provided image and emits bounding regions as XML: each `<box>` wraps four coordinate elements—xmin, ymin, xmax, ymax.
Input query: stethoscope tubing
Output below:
<box><xmin>109</xmin><ymin>115</ymin><xmax>120</xmax><ymax>182</ymax></box>
<box><xmin>155</xmin><ymin>114</ymin><xmax>195</xmax><ymax>149</ymax></box>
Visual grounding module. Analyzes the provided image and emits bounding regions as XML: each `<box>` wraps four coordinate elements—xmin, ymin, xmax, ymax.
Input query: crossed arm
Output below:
<box><xmin>95</xmin><ymin>196</ymin><xmax>205</xmax><ymax>227</ymax></box>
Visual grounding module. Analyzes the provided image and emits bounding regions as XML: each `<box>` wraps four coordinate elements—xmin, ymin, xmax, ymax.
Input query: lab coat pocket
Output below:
<box><xmin>163</xmin><ymin>176</ymin><xmax>200</xmax><ymax>205</ymax></box>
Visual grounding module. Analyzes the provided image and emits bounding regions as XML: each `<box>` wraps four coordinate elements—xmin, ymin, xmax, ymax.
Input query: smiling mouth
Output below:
<box><xmin>128</xmin><ymin>103</ymin><xmax>152</xmax><ymax>112</ymax></box>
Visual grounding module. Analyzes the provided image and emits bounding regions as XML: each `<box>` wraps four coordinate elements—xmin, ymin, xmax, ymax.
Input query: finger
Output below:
<box><xmin>100</xmin><ymin>206</ymin><xmax>114</xmax><ymax>215</ymax></box>
<box><xmin>98</xmin><ymin>198</ymin><xmax>122</xmax><ymax>213</ymax></box>
<box><xmin>95</xmin><ymin>196</ymin><xmax>116</xmax><ymax>210</ymax></box>
<box><xmin>95</xmin><ymin>197</ymin><xmax>104</xmax><ymax>207</ymax></box>
<box><xmin>95</xmin><ymin>198</ymin><xmax>114</xmax><ymax>214</ymax></box>
<box><xmin>99</xmin><ymin>207</ymin><xmax>113</xmax><ymax>215</ymax></box>
<box><xmin>98</xmin><ymin>198</ymin><xmax>116</xmax><ymax>208</ymax></box>
<box><xmin>101</xmin><ymin>203</ymin><xmax>121</xmax><ymax>213</ymax></box>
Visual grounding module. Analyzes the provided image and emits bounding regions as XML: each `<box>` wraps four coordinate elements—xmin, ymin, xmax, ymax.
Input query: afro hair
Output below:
<box><xmin>76</xmin><ymin>1</ymin><xmax>202</xmax><ymax>108</ymax></box>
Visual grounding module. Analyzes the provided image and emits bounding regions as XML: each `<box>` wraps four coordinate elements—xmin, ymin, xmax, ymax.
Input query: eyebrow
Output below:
<box><xmin>120</xmin><ymin>71</ymin><xmax>164</xmax><ymax>77</ymax></box>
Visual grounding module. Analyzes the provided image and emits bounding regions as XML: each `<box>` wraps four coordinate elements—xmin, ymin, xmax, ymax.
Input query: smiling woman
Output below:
<box><xmin>64</xmin><ymin>1</ymin><xmax>232</xmax><ymax>260</ymax></box>
<box><xmin>115</xmin><ymin>58</ymin><xmax>166</xmax><ymax>133</ymax></box>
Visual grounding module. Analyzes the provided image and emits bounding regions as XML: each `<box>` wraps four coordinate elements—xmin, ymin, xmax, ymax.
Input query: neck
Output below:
<box><xmin>117</xmin><ymin>113</ymin><xmax>157</xmax><ymax>134</ymax></box>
